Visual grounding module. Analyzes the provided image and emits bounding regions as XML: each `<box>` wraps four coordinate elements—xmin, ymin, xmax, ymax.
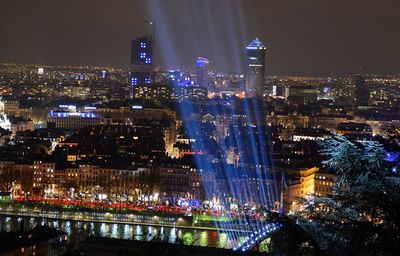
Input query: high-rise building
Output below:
<box><xmin>245</xmin><ymin>38</ymin><xmax>266</xmax><ymax>98</ymax></box>
<box><xmin>196</xmin><ymin>57</ymin><xmax>209</xmax><ymax>89</ymax></box>
<box><xmin>130</xmin><ymin>35</ymin><xmax>153</xmax><ymax>87</ymax></box>
<box><xmin>354</xmin><ymin>74</ymin><xmax>369</xmax><ymax>106</ymax></box>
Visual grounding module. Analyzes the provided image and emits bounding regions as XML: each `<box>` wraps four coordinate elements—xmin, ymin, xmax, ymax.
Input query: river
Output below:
<box><xmin>0</xmin><ymin>215</ymin><xmax>238</xmax><ymax>250</ymax></box>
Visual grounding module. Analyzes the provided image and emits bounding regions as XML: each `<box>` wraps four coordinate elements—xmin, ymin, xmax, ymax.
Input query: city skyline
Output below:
<box><xmin>0</xmin><ymin>0</ymin><xmax>400</xmax><ymax>74</ymax></box>
<box><xmin>0</xmin><ymin>1</ymin><xmax>399</xmax><ymax>255</ymax></box>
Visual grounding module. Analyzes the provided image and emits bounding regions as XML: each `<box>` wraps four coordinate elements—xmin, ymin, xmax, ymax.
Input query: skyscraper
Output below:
<box><xmin>130</xmin><ymin>35</ymin><xmax>153</xmax><ymax>87</ymax></box>
<box><xmin>245</xmin><ymin>38</ymin><xmax>266</xmax><ymax>98</ymax></box>
<box><xmin>196</xmin><ymin>57</ymin><xmax>209</xmax><ymax>89</ymax></box>
<box><xmin>354</xmin><ymin>74</ymin><xmax>370</xmax><ymax>106</ymax></box>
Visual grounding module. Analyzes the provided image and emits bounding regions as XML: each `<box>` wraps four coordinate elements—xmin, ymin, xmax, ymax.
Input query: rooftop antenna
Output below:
<box><xmin>144</xmin><ymin>20</ymin><xmax>156</xmax><ymax>73</ymax></box>
<box><xmin>358</xmin><ymin>66</ymin><xmax>363</xmax><ymax>75</ymax></box>
<box><xmin>144</xmin><ymin>20</ymin><xmax>156</xmax><ymax>46</ymax></box>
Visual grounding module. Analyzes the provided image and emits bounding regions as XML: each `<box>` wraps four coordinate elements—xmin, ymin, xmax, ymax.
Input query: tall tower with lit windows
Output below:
<box><xmin>245</xmin><ymin>38</ymin><xmax>266</xmax><ymax>98</ymax></box>
<box><xmin>130</xmin><ymin>35</ymin><xmax>154</xmax><ymax>87</ymax></box>
<box><xmin>196</xmin><ymin>57</ymin><xmax>210</xmax><ymax>89</ymax></box>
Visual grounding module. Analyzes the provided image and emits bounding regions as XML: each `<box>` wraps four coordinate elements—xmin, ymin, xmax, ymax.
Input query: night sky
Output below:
<box><xmin>0</xmin><ymin>0</ymin><xmax>399</xmax><ymax>74</ymax></box>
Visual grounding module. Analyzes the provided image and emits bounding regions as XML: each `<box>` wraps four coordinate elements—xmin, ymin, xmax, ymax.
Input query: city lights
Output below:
<box><xmin>0</xmin><ymin>1</ymin><xmax>399</xmax><ymax>255</ymax></box>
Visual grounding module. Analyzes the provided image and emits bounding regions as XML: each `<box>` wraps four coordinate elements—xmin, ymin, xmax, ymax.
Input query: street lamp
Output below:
<box><xmin>69</xmin><ymin>187</ymin><xmax>75</xmax><ymax>199</ymax></box>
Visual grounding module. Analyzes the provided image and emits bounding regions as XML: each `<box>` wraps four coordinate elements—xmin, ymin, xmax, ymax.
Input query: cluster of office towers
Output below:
<box><xmin>129</xmin><ymin>35</ymin><xmax>368</xmax><ymax>102</ymax></box>
<box><xmin>130</xmin><ymin>35</ymin><xmax>267</xmax><ymax>98</ymax></box>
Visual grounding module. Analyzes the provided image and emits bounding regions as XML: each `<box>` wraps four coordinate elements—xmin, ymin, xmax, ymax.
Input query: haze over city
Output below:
<box><xmin>1</xmin><ymin>0</ymin><xmax>400</xmax><ymax>74</ymax></box>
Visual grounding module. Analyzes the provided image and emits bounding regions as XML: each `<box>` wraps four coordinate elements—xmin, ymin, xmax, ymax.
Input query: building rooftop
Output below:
<box><xmin>337</xmin><ymin>122</ymin><xmax>373</xmax><ymax>132</ymax></box>
<box><xmin>0</xmin><ymin>226</ymin><xmax>67</xmax><ymax>254</ymax></box>
<box><xmin>246</xmin><ymin>38</ymin><xmax>266</xmax><ymax>50</ymax></box>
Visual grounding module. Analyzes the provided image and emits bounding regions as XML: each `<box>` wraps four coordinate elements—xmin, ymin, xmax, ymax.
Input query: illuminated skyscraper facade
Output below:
<box><xmin>245</xmin><ymin>38</ymin><xmax>266</xmax><ymax>98</ymax></box>
<box><xmin>130</xmin><ymin>35</ymin><xmax>153</xmax><ymax>87</ymax></box>
<box><xmin>196</xmin><ymin>57</ymin><xmax>209</xmax><ymax>89</ymax></box>
<box><xmin>354</xmin><ymin>74</ymin><xmax>370</xmax><ymax>106</ymax></box>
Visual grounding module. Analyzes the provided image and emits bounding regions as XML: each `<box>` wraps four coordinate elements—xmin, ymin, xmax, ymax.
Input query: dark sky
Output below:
<box><xmin>0</xmin><ymin>0</ymin><xmax>399</xmax><ymax>74</ymax></box>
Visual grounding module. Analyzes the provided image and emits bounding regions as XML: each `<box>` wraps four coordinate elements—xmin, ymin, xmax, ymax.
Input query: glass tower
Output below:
<box><xmin>196</xmin><ymin>57</ymin><xmax>209</xmax><ymax>89</ymax></box>
<box><xmin>245</xmin><ymin>38</ymin><xmax>266</xmax><ymax>98</ymax></box>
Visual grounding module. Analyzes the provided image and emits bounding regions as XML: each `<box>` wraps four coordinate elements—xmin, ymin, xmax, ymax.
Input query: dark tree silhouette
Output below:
<box><xmin>296</xmin><ymin>136</ymin><xmax>400</xmax><ymax>255</ymax></box>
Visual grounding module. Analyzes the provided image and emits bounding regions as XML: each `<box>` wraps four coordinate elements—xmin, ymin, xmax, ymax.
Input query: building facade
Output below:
<box><xmin>354</xmin><ymin>74</ymin><xmax>370</xmax><ymax>106</ymax></box>
<box><xmin>47</xmin><ymin>111</ymin><xmax>102</xmax><ymax>129</ymax></box>
<box><xmin>196</xmin><ymin>57</ymin><xmax>210</xmax><ymax>89</ymax></box>
<box><xmin>245</xmin><ymin>38</ymin><xmax>266</xmax><ymax>98</ymax></box>
<box><xmin>130</xmin><ymin>35</ymin><xmax>154</xmax><ymax>88</ymax></box>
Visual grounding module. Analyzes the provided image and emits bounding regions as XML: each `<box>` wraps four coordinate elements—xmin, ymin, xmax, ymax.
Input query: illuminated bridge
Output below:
<box><xmin>234</xmin><ymin>222</ymin><xmax>281</xmax><ymax>252</ymax></box>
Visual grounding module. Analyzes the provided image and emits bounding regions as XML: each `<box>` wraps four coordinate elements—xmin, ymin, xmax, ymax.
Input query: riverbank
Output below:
<box><xmin>0</xmin><ymin>202</ymin><xmax>250</xmax><ymax>232</ymax></box>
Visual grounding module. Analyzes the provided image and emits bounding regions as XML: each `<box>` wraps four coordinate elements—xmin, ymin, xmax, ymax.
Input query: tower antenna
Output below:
<box><xmin>144</xmin><ymin>20</ymin><xmax>156</xmax><ymax>46</ymax></box>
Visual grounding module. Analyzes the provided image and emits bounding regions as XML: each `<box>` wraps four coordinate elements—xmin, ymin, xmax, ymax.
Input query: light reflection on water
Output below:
<box><xmin>111</xmin><ymin>223</ymin><xmax>119</xmax><ymax>238</ymax></box>
<box><xmin>169</xmin><ymin>227</ymin><xmax>176</xmax><ymax>243</ymax></box>
<box><xmin>0</xmin><ymin>216</ymin><xmax>235</xmax><ymax>249</ymax></box>
<box><xmin>53</xmin><ymin>220</ymin><xmax>59</xmax><ymax>229</ymax></box>
<box><xmin>147</xmin><ymin>226</ymin><xmax>153</xmax><ymax>241</ymax></box>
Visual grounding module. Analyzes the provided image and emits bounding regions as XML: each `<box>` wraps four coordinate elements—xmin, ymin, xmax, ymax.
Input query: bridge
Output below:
<box><xmin>233</xmin><ymin>222</ymin><xmax>281</xmax><ymax>252</ymax></box>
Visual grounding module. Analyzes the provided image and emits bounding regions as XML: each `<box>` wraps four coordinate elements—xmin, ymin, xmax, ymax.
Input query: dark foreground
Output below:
<box><xmin>68</xmin><ymin>237</ymin><xmax>265</xmax><ymax>256</ymax></box>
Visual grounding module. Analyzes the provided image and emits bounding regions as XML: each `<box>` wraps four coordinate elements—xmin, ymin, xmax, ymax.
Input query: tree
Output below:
<box><xmin>19</xmin><ymin>169</ymin><xmax>34</xmax><ymax>198</ymax></box>
<box><xmin>137</xmin><ymin>170</ymin><xmax>159</xmax><ymax>198</ymax></box>
<box><xmin>64</xmin><ymin>180</ymin><xmax>79</xmax><ymax>197</ymax></box>
<box><xmin>296</xmin><ymin>136</ymin><xmax>400</xmax><ymax>255</ymax></box>
<box><xmin>0</xmin><ymin>165</ymin><xmax>18</xmax><ymax>192</ymax></box>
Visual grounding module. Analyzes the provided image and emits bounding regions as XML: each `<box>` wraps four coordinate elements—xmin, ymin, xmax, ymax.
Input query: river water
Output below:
<box><xmin>0</xmin><ymin>215</ymin><xmax>237</xmax><ymax>250</ymax></box>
